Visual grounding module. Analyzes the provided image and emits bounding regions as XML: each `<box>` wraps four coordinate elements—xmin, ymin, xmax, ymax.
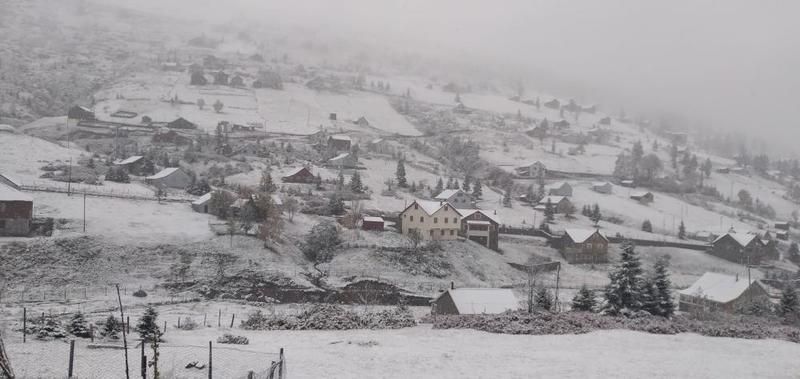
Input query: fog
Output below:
<box><xmin>112</xmin><ymin>0</ymin><xmax>800</xmax><ymax>153</ymax></box>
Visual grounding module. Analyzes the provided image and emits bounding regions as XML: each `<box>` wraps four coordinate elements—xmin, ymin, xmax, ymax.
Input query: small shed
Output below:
<box><xmin>229</xmin><ymin>75</ymin><xmax>245</xmax><ymax>87</ymax></box>
<box><xmin>591</xmin><ymin>182</ymin><xmax>613</xmax><ymax>194</ymax></box>
<box><xmin>146</xmin><ymin>167</ymin><xmax>191</xmax><ymax>189</ymax></box>
<box><xmin>327</xmin><ymin>153</ymin><xmax>358</xmax><ymax>169</ymax></box>
<box><xmin>548</xmin><ymin>182</ymin><xmax>573</xmax><ymax>197</ymax></box>
<box><xmin>362</xmin><ymin>216</ymin><xmax>385</xmax><ymax>231</ymax></box>
<box><xmin>0</xmin><ymin>183</ymin><xmax>33</xmax><ymax>236</ymax></box>
<box><xmin>431</xmin><ymin>287</ymin><xmax>519</xmax><ymax>315</ymax></box>
<box><xmin>167</xmin><ymin>117</ymin><xmax>197</xmax><ymax>130</ymax></box>
<box><xmin>679</xmin><ymin>272</ymin><xmax>770</xmax><ymax>313</ymax></box>
<box><xmin>113</xmin><ymin>156</ymin><xmax>144</xmax><ymax>172</ymax></box>
<box><xmin>328</xmin><ymin>135</ymin><xmax>352</xmax><ymax>151</ymax></box>
<box><xmin>775</xmin><ymin>222</ymin><xmax>790</xmax><ymax>231</ymax></box>
<box><xmin>282</xmin><ymin>167</ymin><xmax>315</xmax><ymax>183</ymax></box>
<box><xmin>192</xmin><ymin>192</ymin><xmax>212</xmax><ymax>213</ymax></box>
<box><xmin>67</xmin><ymin>105</ymin><xmax>95</xmax><ymax>121</ymax></box>
<box><xmin>620</xmin><ymin>179</ymin><xmax>635</xmax><ymax>188</ymax></box>
<box><xmin>355</xmin><ymin>116</ymin><xmax>370</xmax><ymax>127</ymax></box>
<box><xmin>630</xmin><ymin>191</ymin><xmax>654</xmax><ymax>204</ymax></box>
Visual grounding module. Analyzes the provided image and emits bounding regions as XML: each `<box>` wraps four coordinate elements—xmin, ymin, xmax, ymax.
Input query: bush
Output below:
<box><xmin>217</xmin><ymin>333</ymin><xmax>249</xmax><ymax>345</ymax></box>
<box><xmin>132</xmin><ymin>289</ymin><xmax>148</xmax><ymax>298</ymax></box>
<box><xmin>241</xmin><ymin>304</ymin><xmax>415</xmax><ymax>331</ymax></box>
<box><xmin>105</xmin><ymin>166</ymin><xmax>130</xmax><ymax>183</ymax></box>
<box><xmin>177</xmin><ymin>317</ymin><xmax>199</xmax><ymax>331</ymax></box>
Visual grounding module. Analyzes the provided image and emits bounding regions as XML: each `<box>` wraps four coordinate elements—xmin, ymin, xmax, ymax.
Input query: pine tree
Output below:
<box><xmin>603</xmin><ymin>241</ymin><xmax>645</xmax><ymax>315</ymax></box>
<box><xmin>434</xmin><ymin>177</ymin><xmax>444</xmax><ymax>196</ymax></box>
<box><xmin>678</xmin><ymin>220</ymin><xmax>686</xmax><ymax>239</ymax></box>
<box><xmin>36</xmin><ymin>315</ymin><xmax>66</xmax><ymax>340</ymax></box>
<box><xmin>259</xmin><ymin>170</ymin><xmax>276</xmax><ymax>193</ymax></box>
<box><xmin>409</xmin><ymin>181</ymin><xmax>417</xmax><ymax>193</ymax></box>
<box><xmin>102</xmin><ymin>315</ymin><xmax>121</xmax><ymax>339</ymax></box>
<box><xmin>396</xmin><ymin>159</ymin><xmax>408</xmax><ymax>187</ymax></box>
<box><xmin>503</xmin><ymin>186</ymin><xmax>512</xmax><ymax>208</ymax></box>
<box><xmin>462</xmin><ymin>176</ymin><xmax>472</xmax><ymax>192</ymax></box>
<box><xmin>349</xmin><ymin>171</ymin><xmax>364</xmax><ymax>193</ymax></box>
<box><xmin>571</xmin><ymin>285</ymin><xmax>597</xmax><ymax>312</ymax></box>
<box><xmin>544</xmin><ymin>199</ymin><xmax>555</xmax><ymax>222</ymax></box>
<box><xmin>651</xmin><ymin>256</ymin><xmax>675</xmax><ymax>317</ymax></box>
<box><xmin>446</xmin><ymin>177</ymin><xmax>455</xmax><ymax>189</ymax></box>
<box><xmin>68</xmin><ymin>312</ymin><xmax>90</xmax><ymax>338</ymax></box>
<box><xmin>454</xmin><ymin>179</ymin><xmax>460</xmax><ymax>191</ymax></box>
<box><xmin>591</xmin><ymin>204</ymin><xmax>602</xmax><ymax>226</ymax></box>
<box><xmin>642</xmin><ymin>220</ymin><xmax>653</xmax><ymax>232</ymax></box>
<box><xmin>136</xmin><ymin>306</ymin><xmax>161</xmax><ymax>342</ymax></box>
<box><xmin>327</xmin><ymin>193</ymin><xmax>345</xmax><ymax>215</ymax></box>
<box><xmin>778</xmin><ymin>286</ymin><xmax>799</xmax><ymax>319</ymax></box>
<box><xmin>337</xmin><ymin>169</ymin><xmax>345</xmax><ymax>191</ymax></box>
<box><xmin>535</xmin><ymin>287</ymin><xmax>553</xmax><ymax>311</ymax></box>
<box><xmin>472</xmin><ymin>179</ymin><xmax>482</xmax><ymax>199</ymax></box>
<box><xmin>789</xmin><ymin>242</ymin><xmax>799</xmax><ymax>263</ymax></box>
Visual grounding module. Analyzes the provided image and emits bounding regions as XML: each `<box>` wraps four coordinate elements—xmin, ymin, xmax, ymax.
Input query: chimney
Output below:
<box><xmin>450</xmin><ymin>281</ymin><xmax>455</xmax><ymax>290</ymax></box>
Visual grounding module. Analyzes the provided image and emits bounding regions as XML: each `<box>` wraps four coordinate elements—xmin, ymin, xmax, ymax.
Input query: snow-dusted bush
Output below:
<box><xmin>240</xmin><ymin>304</ymin><xmax>415</xmax><ymax>331</ymax></box>
<box><xmin>132</xmin><ymin>289</ymin><xmax>148</xmax><ymax>298</ymax></box>
<box><xmin>217</xmin><ymin>333</ymin><xmax>249</xmax><ymax>345</ymax></box>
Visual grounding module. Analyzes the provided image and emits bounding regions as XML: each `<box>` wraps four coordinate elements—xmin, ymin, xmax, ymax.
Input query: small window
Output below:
<box><xmin>444</xmin><ymin>218</ymin><xmax>448</xmax><ymax>224</ymax></box>
<box><xmin>434</xmin><ymin>217</ymin><xmax>438</xmax><ymax>224</ymax></box>
<box><xmin>430</xmin><ymin>230</ymin><xmax>434</xmax><ymax>236</ymax></box>
<box><xmin>420</xmin><ymin>216</ymin><xmax>424</xmax><ymax>222</ymax></box>
<box><xmin>414</xmin><ymin>204</ymin><xmax>418</xmax><ymax>210</ymax></box>
<box><xmin>410</xmin><ymin>216</ymin><xmax>414</xmax><ymax>222</ymax></box>
<box><xmin>450</xmin><ymin>230</ymin><xmax>454</xmax><ymax>236</ymax></box>
<box><xmin>453</xmin><ymin>217</ymin><xmax>458</xmax><ymax>223</ymax></box>
<box><xmin>441</xmin><ymin>230</ymin><xmax>445</xmax><ymax>236</ymax></box>
<box><xmin>0</xmin><ymin>220</ymin><xmax>5</xmax><ymax>228</ymax></box>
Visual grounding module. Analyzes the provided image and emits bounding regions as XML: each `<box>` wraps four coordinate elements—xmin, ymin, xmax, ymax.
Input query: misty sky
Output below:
<box><xmin>112</xmin><ymin>0</ymin><xmax>800</xmax><ymax>153</ymax></box>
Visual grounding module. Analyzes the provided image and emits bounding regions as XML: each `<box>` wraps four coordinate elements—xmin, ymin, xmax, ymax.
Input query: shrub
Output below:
<box><xmin>217</xmin><ymin>333</ymin><xmax>249</xmax><ymax>345</ymax></box>
<box><xmin>241</xmin><ymin>304</ymin><xmax>415</xmax><ymax>331</ymax></box>
<box><xmin>177</xmin><ymin>317</ymin><xmax>199</xmax><ymax>330</ymax></box>
<box><xmin>132</xmin><ymin>289</ymin><xmax>148</xmax><ymax>298</ymax></box>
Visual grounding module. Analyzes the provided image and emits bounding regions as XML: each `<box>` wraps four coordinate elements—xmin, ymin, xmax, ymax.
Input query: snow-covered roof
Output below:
<box><xmin>679</xmin><ymin>272</ymin><xmax>753</xmax><ymax>303</ymax></box>
<box><xmin>713</xmin><ymin>232</ymin><xmax>758</xmax><ymax>247</ymax></box>
<box><xmin>0</xmin><ymin>183</ymin><xmax>32</xmax><ymax>202</ymax></box>
<box><xmin>115</xmin><ymin>155</ymin><xmax>143</xmax><ymax>165</ymax></box>
<box><xmin>437</xmin><ymin>288</ymin><xmax>519</xmax><ymax>314</ymax></box>
<box><xmin>0</xmin><ymin>173</ymin><xmax>22</xmax><ymax>188</ymax></box>
<box><xmin>592</xmin><ymin>181</ymin><xmax>611</xmax><ymax>187</ymax></box>
<box><xmin>434</xmin><ymin>189</ymin><xmax>464</xmax><ymax>200</ymax></box>
<box><xmin>458</xmin><ymin>209</ymin><xmax>501</xmax><ymax>225</ymax></box>
<box><xmin>550</xmin><ymin>182</ymin><xmax>569</xmax><ymax>189</ymax></box>
<box><xmin>146</xmin><ymin>167</ymin><xmax>181</xmax><ymax>180</ymax></box>
<box><xmin>630</xmin><ymin>191</ymin><xmax>652</xmax><ymax>198</ymax></box>
<box><xmin>565</xmin><ymin>229</ymin><xmax>606</xmax><ymax>243</ymax></box>
<box><xmin>283</xmin><ymin>167</ymin><xmax>308</xmax><ymax>177</ymax></box>
<box><xmin>409</xmin><ymin>200</ymin><xmax>460</xmax><ymax>217</ymax></box>
<box><xmin>539</xmin><ymin>196</ymin><xmax>566</xmax><ymax>204</ymax></box>
<box><xmin>329</xmin><ymin>153</ymin><xmax>351</xmax><ymax>161</ymax></box>
<box><xmin>363</xmin><ymin>216</ymin><xmax>384</xmax><ymax>223</ymax></box>
<box><xmin>192</xmin><ymin>192</ymin><xmax>212</xmax><ymax>205</ymax></box>
<box><xmin>330</xmin><ymin>135</ymin><xmax>351</xmax><ymax>141</ymax></box>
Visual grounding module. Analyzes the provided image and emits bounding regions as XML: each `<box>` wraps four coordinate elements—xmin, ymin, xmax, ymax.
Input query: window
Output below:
<box><xmin>430</xmin><ymin>230</ymin><xmax>434</xmax><ymax>236</ymax></box>
<box><xmin>450</xmin><ymin>230</ymin><xmax>454</xmax><ymax>236</ymax></box>
<box><xmin>434</xmin><ymin>217</ymin><xmax>438</xmax><ymax>224</ymax></box>
<box><xmin>420</xmin><ymin>216</ymin><xmax>424</xmax><ymax>222</ymax></box>
<box><xmin>0</xmin><ymin>220</ymin><xmax>5</xmax><ymax>228</ymax></box>
<box><xmin>441</xmin><ymin>230</ymin><xmax>445</xmax><ymax>236</ymax></box>
<box><xmin>444</xmin><ymin>218</ymin><xmax>448</xmax><ymax>224</ymax></box>
<box><xmin>410</xmin><ymin>216</ymin><xmax>414</xmax><ymax>222</ymax></box>
<box><xmin>414</xmin><ymin>204</ymin><xmax>418</xmax><ymax>210</ymax></box>
<box><xmin>453</xmin><ymin>218</ymin><xmax>458</xmax><ymax>223</ymax></box>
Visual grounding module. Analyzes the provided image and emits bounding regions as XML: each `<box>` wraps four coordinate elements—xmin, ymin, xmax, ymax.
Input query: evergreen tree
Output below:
<box><xmin>651</xmin><ymin>256</ymin><xmax>675</xmax><ymax>317</ymax></box>
<box><xmin>788</xmin><ymin>242</ymin><xmax>799</xmax><ymax>263</ymax></box>
<box><xmin>591</xmin><ymin>204</ymin><xmax>602</xmax><ymax>226</ymax></box>
<box><xmin>409</xmin><ymin>181</ymin><xmax>417</xmax><ymax>193</ymax></box>
<box><xmin>68</xmin><ymin>312</ymin><xmax>90</xmax><ymax>338</ymax></box>
<box><xmin>603</xmin><ymin>241</ymin><xmax>646</xmax><ymax>315</ymax></box>
<box><xmin>572</xmin><ymin>285</ymin><xmax>597</xmax><ymax>312</ymax></box>
<box><xmin>396</xmin><ymin>159</ymin><xmax>408</xmax><ymax>187</ymax></box>
<box><xmin>778</xmin><ymin>286</ymin><xmax>799</xmax><ymax>320</ymax></box>
<box><xmin>102</xmin><ymin>315</ymin><xmax>121</xmax><ymax>339</ymax></box>
<box><xmin>544</xmin><ymin>199</ymin><xmax>555</xmax><ymax>222</ymax></box>
<box><xmin>446</xmin><ymin>177</ymin><xmax>455</xmax><ymax>189</ymax></box>
<box><xmin>327</xmin><ymin>193</ymin><xmax>345</xmax><ymax>215</ymax></box>
<box><xmin>642</xmin><ymin>220</ymin><xmax>653</xmax><ymax>232</ymax></box>
<box><xmin>434</xmin><ymin>177</ymin><xmax>444</xmax><ymax>196</ymax></box>
<box><xmin>259</xmin><ymin>170</ymin><xmax>276</xmax><ymax>193</ymax></box>
<box><xmin>136</xmin><ymin>306</ymin><xmax>161</xmax><ymax>342</ymax></box>
<box><xmin>462</xmin><ymin>176</ymin><xmax>472</xmax><ymax>192</ymax></box>
<box><xmin>535</xmin><ymin>287</ymin><xmax>553</xmax><ymax>311</ymax></box>
<box><xmin>678</xmin><ymin>220</ymin><xmax>686</xmax><ymax>239</ymax></box>
<box><xmin>472</xmin><ymin>179</ymin><xmax>482</xmax><ymax>199</ymax></box>
<box><xmin>454</xmin><ymin>179</ymin><xmax>460</xmax><ymax>191</ymax></box>
<box><xmin>337</xmin><ymin>169</ymin><xmax>345</xmax><ymax>191</ymax></box>
<box><xmin>503</xmin><ymin>186</ymin><xmax>512</xmax><ymax>208</ymax></box>
<box><xmin>349</xmin><ymin>171</ymin><xmax>364</xmax><ymax>193</ymax></box>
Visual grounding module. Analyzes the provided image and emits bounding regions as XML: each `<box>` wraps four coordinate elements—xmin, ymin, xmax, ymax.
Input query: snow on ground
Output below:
<box><xmin>32</xmin><ymin>192</ymin><xmax>214</xmax><ymax>244</ymax></box>
<box><xmin>6</xmin><ymin>325</ymin><xmax>800</xmax><ymax>379</ymax></box>
<box><xmin>706</xmin><ymin>171</ymin><xmax>797</xmax><ymax>221</ymax></box>
<box><xmin>0</xmin><ymin>132</ymin><xmax>88</xmax><ymax>182</ymax></box>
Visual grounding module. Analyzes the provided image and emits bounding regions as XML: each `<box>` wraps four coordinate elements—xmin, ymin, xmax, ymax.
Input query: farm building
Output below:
<box><xmin>537</xmin><ymin>196</ymin><xmax>573</xmax><ymax>214</ymax></box>
<box><xmin>328</xmin><ymin>135</ymin><xmax>352</xmax><ymax>151</ymax></box>
<box><xmin>113</xmin><ymin>156</ymin><xmax>144</xmax><ymax>172</ymax></box>
<box><xmin>516</xmin><ymin>161</ymin><xmax>546</xmax><ymax>178</ymax></box>
<box><xmin>556</xmin><ymin>229</ymin><xmax>609</xmax><ymax>264</ymax></box>
<box><xmin>434</xmin><ymin>189</ymin><xmax>472</xmax><ymax>209</ymax></box>
<box><xmin>229</xmin><ymin>75</ymin><xmax>245</xmax><ymax>87</ymax></box>
<box><xmin>630</xmin><ymin>191</ymin><xmax>654</xmax><ymax>204</ymax></box>
<box><xmin>145</xmin><ymin>167</ymin><xmax>191</xmax><ymax>189</ymax></box>
<box><xmin>191</xmin><ymin>193</ymin><xmax>212</xmax><ymax>213</ymax></box>
<box><xmin>167</xmin><ymin>117</ymin><xmax>197</xmax><ymax>130</ymax></box>
<box><xmin>362</xmin><ymin>216</ymin><xmax>385</xmax><ymax>231</ymax></box>
<box><xmin>775</xmin><ymin>222</ymin><xmax>790</xmax><ymax>231</ymax></box>
<box><xmin>548</xmin><ymin>182</ymin><xmax>573</xmax><ymax>197</ymax></box>
<box><xmin>678</xmin><ymin>272</ymin><xmax>770</xmax><ymax>313</ymax></box>
<box><xmin>67</xmin><ymin>105</ymin><xmax>95</xmax><ymax>127</ymax></box>
<box><xmin>0</xmin><ymin>183</ymin><xmax>33</xmax><ymax>236</ymax></box>
<box><xmin>710</xmin><ymin>232</ymin><xmax>768</xmax><ymax>264</ymax></box>
<box><xmin>213</xmin><ymin>71</ymin><xmax>229</xmax><ymax>85</ymax></box>
<box><xmin>282</xmin><ymin>167</ymin><xmax>316</xmax><ymax>183</ymax></box>
<box><xmin>399</xmin><ymin>200</ymin><xmax>461</xmax><ymax>241</ymax></box>
<box><xmin>190</xmin><ymin>72</ymin><xmax>208</xmax><ymax>85</ymax></box>
<box><xmin>327</xmin><ymin>153</ymin><xmax>358</xmax><ymax>169</ymax></box>
<box><xmin>591</xmin><ymin>182</ymin><xmax>613</xmax><ymax>194</ymax></box>
<box><xmin>431</xmin><ymin>287</ymin><xmax>519</xmax><ymax>315</ymax></box>
<box><xmin>620</xmin><ymin>179</ymin><xmax>635</xmax><ymax>187</ymax></box>
<box><xmin>459</xmin><ymin>209</ymin><xmax>500</xmax><ymax>251</ymax></box>
<box><xmin>552</xmin><ymin>119</ymin><xmax>570</xmax><ymax>129</ymax></box>
<box><xmin>355</xmin><ymin>116</ymin><xmax>370</xmax><ymax>127</ymax></box>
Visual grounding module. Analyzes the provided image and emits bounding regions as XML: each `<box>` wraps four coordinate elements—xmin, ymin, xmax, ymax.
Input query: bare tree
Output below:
<box><xmin>408</xmin><ymin>229</ymin><xmax>422</xmax><ymax>252</ymax></box>
<box><xmin>0</xmin><ymin>333</ymin><xmax>14</xmax><ymax>379</ymax></box>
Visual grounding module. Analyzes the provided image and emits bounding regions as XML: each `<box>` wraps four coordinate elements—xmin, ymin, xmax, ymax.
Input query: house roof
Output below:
<box><xmin>0</xmin><ymin>183</ymin><xmax>32</xmax><ymax>202</ymax></box>
<box><xmin>713</xmin><ymin>232</ymin><xmax>759</xmax><ymax>248</ymax></box>
<box><xmin>550</xmin><ymin>182</ymin><xmax>570</xmax><ymax>190</ymax></box>
<box><xmin>283</xmin><ymin>167</ymin><xmax>311</xmax><ymax>177</ymax></box>
<box><xmin>192</xmin><ymin>192</ymin><xmax>212</xmax><ymax>205</ymax></box>
<box><xmin>146</xmin><ymin>167</ymin><xmax>181</xmax><ymax>180</ymax></box>
<box><xmin>0</xmin><ymin>173</ymin><xmax>22</xmax><ymax>188</ymax></box>
<box><xmin>539</xmin><ymin>196</ymin><xmax>567</xmax><ymax>204</ymax></box>
<box><xmin>363</xmin><ymin>216</ymin><xmax>384</xmax><ymax>223</ymax></box>
<box><xmin>458</xmin><ymin>209</ymin><xmax>501</xmax><ymax>225</ymax></box>
<box><xmin>407</xmin><ymin>200</ymin><xmax>461</xmax><ymax>217</ymax></box>
<box><xmin>678</xmin><ymin>272</ymin><xmax>753</xmax><ymax>303</ymax></box>
<box><xmin>115</xmin><ymin>156</ymin><xmax>143</xmax><ymax>165</ymax></box>
<box><xmin>630</xmin><ymin>191</ymin><xmax>652</xmax><ymax>198</ymax></box>
<box><xmin>329</xmin><ymin>153</ymin><xmax>351</xmax><ymax>161</ymax></box>
<box><xmin>434</xmin><ymin>189</ymin><xmax>464</xmax><ymax>200</ymax></box>
<box><xmin>435</xmin><ymin>288</ymin><xmax>519</xmax><ymax>314</ymax></box>
<box><xmin>565</xmin><ymin>229</ymin><xmax>606</xmax><ymax>243</ymax></box>
<box><xmin>330</xmin><ymin>135</ymin><xmax>351</xmax><ymax>141</ymax></box>
<box><xmin>592</xmin><ymin>181</ymin><xmax>612</xmax><ymax>187</ymax></box>
<box><xmin>0</xmin><ymin>124</ymin><xmax>16</xmax><ymax>133</ymax></box>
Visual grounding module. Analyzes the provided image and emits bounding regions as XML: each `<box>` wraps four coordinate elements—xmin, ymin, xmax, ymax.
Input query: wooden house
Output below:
<box><xmin>67</xmin><ymin>105</ymin><xmax>95</xmax><ymax>127</ymax></box>
<box><xmin>145</xmin><ymin>167</ymin><xmax>191</xmax><ymax>189</ymax></box>
<box><xmin>516</xmin><ymin>161</ymin><xmax>546</xmax><ymax>178</ymax></box>
<box><xmin>459</xmin><ymin>209</ymin><xmax>500</xmax><ymax>251</ymax></box>
<box><xmin>544</xmin><ymin>99</ymin><xmax>561</xmax><ymax>109</ymax></box>
<box><xmin>0</xmin><ymin>183</ymin><xmax>33</xmax><ymax>236</ymax></box>
<box><xmin>431</xmin><ymin>287</ymin><xmax>518</xmax><ymax>315</ymax></box>
<box><xmin>362</xmin><ymin>216</ymin><xmax>385</xmax><ymax>232</ymax></box>
<box><xmin>191</xmin><ymin>192</ymin><xmax>212</xmax><ymax>213</ymax></box>
<box><xmin>678</xmin><ymin>272</ymin><xmax>770</xmax><ymax>313</ymax></box>
<box><xmin>167</xmin><ymin>117</ymin><xmax>197</xmax><ymax>130</ymax></box>
<box><xmin>190</xmin><ymin>72</ymin><xmax>208</xmax><ymax>85</ymax></box>
<box><xmin>591</xmin><ymin>182</ymin><xmax>613</xmax><ymax>194</ymax></box>
<box><xmin>355</xmin><ymin>116</ymin><xmax>370</xmax><ymax>127</ymax></box>
<box><xmin>548</xmin><ymin>182</ymin><xmax>573</xmax><ymax>197</ymax></box>
<box><xmin>557</xmin><ymin>229</ymin><xmax>609</xmax><ymax>264</ymax></box>
<box><xmin>399</xmin><ymin>200</ymin><xmax>462</xmax><ymax>241</ymax></box>
<box><xmin>553</xmin><ymin>119</ymin><xmax>571</xmax><ymax>129</ymax></box>
<box><xmin>599</xmin><ymin>116</ymin><xmax>611</xmax><ymax>125</ymax></box>
<box><xmin>630</xmin><ymin>191</ymin><xmax>654</xmax><ymax>204</ymax></box>
<box><xmin>775</xmin><ymin>222</ymin><xmax>790</xmax><ymax>231</ymax></box>
<box><xmin>282</xmin><ymin>167</ymin><xmax>315</xmax><ymax>183</ymax></box>
<box><xmin>538</xmin><ymin>196</ymin><xmax>573</xmax><ymax>214</ymax></box>
<box><xmin>113</xmin><ymin>156</ymin><xmax>144</xmax><ymax>173</ymax></box>
<box><xmin>327</xmin><ymin>135</ymin><xmax>352</xmax><ymax>151</ymax></box>
<box><xmin>710</xmin><ymin>232</ymin><xmax>768</xmax><ymax>264</ymax></box>
<box><xmin>434</xmin><ymin>189</ymin><xmax>472</xmax><ymax>209</ymax></box>
<box><xmin>326</xmin><ymin>153</ymin><xmax>358</xmax><ymax>169</ymax></box>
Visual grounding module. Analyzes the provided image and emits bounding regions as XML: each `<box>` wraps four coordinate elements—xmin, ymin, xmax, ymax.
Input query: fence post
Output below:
<box><xmin>68</xmin><ymin>339</ymin><xmax>75</xmax><ymax>378</ymax></box>
<box><xmin>229</xmin><ymin>314</ymin><xmax>235</xmax><ymax>328</ymax></box>
<box><xmin>163</xmin><ymin>321</ymin><xmax>167</xmax><ymax>335</ymax></box>
<box><xmin>141</xmin><ymin>342</ymin><xmax>147</xmax><ymax>379</ymax></box>
<box><xmin>279</xmin><ymin>348</ymin><xmax>285</xmax><ymax>379</ymax></box>
<box><xmin>208</xmin><ymin>341</ymin><xmax>213</xmax><ymax>379</ymax></box>
<box><xmin>90</xmin><ymin>324</ymin><xmax>94</xmax><ymax>343</ymax></box>
<box><xmin>177</xmin><ymin>317</ymin><xmax>181</xmax><ymax>329</ymax></box>
<box><xmin>217</xmin><ymin>310</ymin><xmax>221</xmax><ymax>327</ymax></box>
<box><xmin>22</xmin><ymin>308</ymin><xmax>26</xmax><ymax>343</ymax></box>
<box><xmin>203</xmin><ymin>313</ymin><xmax>207</xmax><ymax>327</ymax></box>
<box><xmin>127</xmin><ymin>316</ymin><xmax>131</xmax><ymax>334</ymax></box>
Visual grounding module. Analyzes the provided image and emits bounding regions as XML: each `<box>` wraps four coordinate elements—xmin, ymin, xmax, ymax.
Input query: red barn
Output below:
<box><xmin>0</xmin><ymin>184</ymin><xmax>33</xmax><ymax>236</ymax></box>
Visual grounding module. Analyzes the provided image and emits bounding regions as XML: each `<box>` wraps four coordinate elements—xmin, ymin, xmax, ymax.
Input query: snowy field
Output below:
<box><xmin>5</xmin><ymin>325</ymin><xmax>800</xmax><ymax>379</ymax></box>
